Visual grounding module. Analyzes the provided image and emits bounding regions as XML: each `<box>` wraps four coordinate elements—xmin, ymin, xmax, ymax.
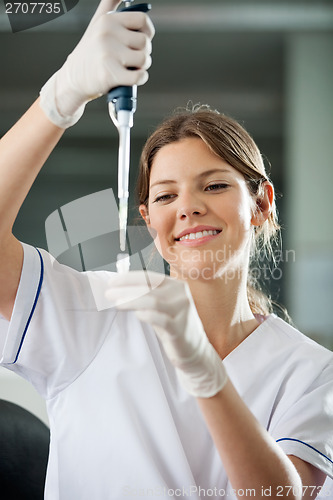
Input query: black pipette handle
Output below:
<box><xmin>107</xmin><ymin>3</ymin><xmax>152</xmax><ymax>113</ymax></box>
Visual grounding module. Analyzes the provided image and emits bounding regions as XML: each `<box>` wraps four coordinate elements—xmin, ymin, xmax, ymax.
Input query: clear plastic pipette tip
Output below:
<box><xmin>119</xmin><ymin>196</ymin><xmax>128</xmax><ymax>252</ymax></box>
<box><xmin>117</xmin><ymin>197</ymin><xmax>130</xmax><ymax>273</ymax></box>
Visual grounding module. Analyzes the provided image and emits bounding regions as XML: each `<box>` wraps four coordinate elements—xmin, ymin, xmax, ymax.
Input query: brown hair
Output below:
<box><xmin>137</xmin><ymin>105</ymin><xmax>280</xmax><ymax>316</ymax></box>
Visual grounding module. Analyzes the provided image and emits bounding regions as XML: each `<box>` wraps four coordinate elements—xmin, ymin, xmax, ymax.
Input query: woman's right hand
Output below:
<box><xmin>40</xmin><ymin>0</ymin><xmax>155</xmax><ymax>128</ymax></box>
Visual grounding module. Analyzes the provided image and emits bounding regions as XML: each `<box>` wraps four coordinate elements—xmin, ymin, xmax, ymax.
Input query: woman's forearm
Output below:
<box><xmin>197</xmin><ymin>379</ymin><xmax>302</xmax><ymax>499</ymax></box>
<box><xmin>0</xmin><ymin>99</ymin><xmax>64</xmax><ymax>319</ymax></box>
<box><xmin>0</xmin><ymin>98</ymin><xmax>64</xmax><ymax>236</ymax></box>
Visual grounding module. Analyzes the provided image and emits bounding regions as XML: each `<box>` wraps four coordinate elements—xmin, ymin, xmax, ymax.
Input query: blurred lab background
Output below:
<box><xmin>0</xmin><ymin>0</ymin><xmax>332</xmax><ymax>425</ymax></box>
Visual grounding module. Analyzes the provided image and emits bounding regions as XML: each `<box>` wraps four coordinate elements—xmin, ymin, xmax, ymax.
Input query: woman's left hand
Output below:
<box><xmin>105</xmin><ymin>271</ymin><xmax>227</xmax><ymax>398</ymax></box>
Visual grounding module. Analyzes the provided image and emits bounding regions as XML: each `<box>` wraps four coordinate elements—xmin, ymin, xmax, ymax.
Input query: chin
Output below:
<box><xmin>170</xmin><ymin>261</ymin><xmax>220</xmax><ymax>282</ymax></box>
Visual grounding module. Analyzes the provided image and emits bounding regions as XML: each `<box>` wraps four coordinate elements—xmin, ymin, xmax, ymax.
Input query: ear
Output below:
<box><xmin>251</xmin><ymin>181</ymin><xmax>274</xmax><ymax>226</ymax></box>
<box><xmin>139</xmin><ymin>204</ymin><xmax>150</xmax><ymax>226</ymax></box>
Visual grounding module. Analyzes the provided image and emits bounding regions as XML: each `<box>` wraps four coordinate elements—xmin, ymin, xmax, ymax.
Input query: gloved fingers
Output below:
<box><xmin>94</xmin><ymin>11</ymin><xmax>153</xmax><ymax>49</ymax></box>
<box><xmin>103</xmin><ymin>53</ymin><xmax>151</xmax><ymax>88</ymax></box>
<box><xmin>106</xmin><ymin>286</ymin><xmax>186</xmax><ymax>325</ymax></box>
<box><xmin>121</xmin><ymin>29</ymin><xmax>152</xmax><ymax>54</ymax></box>
<box><xmin>134</xmin><ymin>311</ymin><xmax>195</xmax><ymax>368</ymax></box>
<box><xmin>135</xmin><ymin>310</ymin><xmax>171</xmax><ymax>334</ymax></box>
<box><xmin>39</xmin><ymin>0</ymin><xmax>154</xmax><ymax>127</ymax></box>
<box><xmin>119</xmin><ymin>295</ymin><xmax>160</xmax><ymax>312</ymax></box>
<box><xmin>109</xmin><ymin>271</ymin><xmax>189</xmax><ymax>310</ymax></box>
<box><xmin>106</xmin><ymin>271</ymin><xmax>182</xmax><ymax>310</ymax></box>
<box><xmin>130</xmin><ymin>68</ymin><xmax>149</xmax><ymax>86</ymax></box>
<box><xmin>115</xmin><ymin>67</ymin><xmax>150</xmax><ymax>87</ymax></box>
<box><xmin>118</xmin><ymin>46</ymin><xmax>152</xmax><ymax>72</ymax></box>
<box><xmin>111</xmin><ymin>292</ymin><xmax>180</xmax><ymax>321</ymax></box>
<box><xmin>93</xmin><ymin>14</ymin><xmax>153</xmax><ymax>85</ymax></box>
<box><xmin>116</xmin><ymin>11</ymin><xmax>155</xmax><ymax>39</ymax></box>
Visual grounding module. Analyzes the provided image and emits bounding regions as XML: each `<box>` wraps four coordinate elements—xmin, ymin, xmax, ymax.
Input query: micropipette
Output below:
<box><xmin>107</xmin><ymin>1</ymin><xmax>151</xmax><ymax>274</ymax></box>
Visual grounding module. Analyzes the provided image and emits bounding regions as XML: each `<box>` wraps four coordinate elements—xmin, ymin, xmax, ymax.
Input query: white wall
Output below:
<box><xmin>285</xmin><ymin>33</ymin><xmax>333</xmax><ymax>347</ymax></box>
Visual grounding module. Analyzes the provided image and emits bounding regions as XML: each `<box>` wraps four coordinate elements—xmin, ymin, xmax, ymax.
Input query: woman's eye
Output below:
<box><xmin>205</xmin><ymin>183</ymin><xmax>229</xmax><ymax>191</ymax></box>
<box><xmin>153</xmin><ymin>194</ymin><xmax>175</xmax><ymax>203</ymax></box>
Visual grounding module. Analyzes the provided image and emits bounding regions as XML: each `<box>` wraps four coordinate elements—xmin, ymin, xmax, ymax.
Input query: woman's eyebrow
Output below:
<box><xmin>150</xmin><ymin>179</ymin><xmax>177</xmax><ymax>189</ymax></box>
<box><xmin>150</xmin><ymin>168</ymin><xmax>231</xmax><ymax>189</ymax></box>
<box><xmin>198</xmin><ymin>168</ymin><xmax>231</xmax><ymax>178</ymax></box>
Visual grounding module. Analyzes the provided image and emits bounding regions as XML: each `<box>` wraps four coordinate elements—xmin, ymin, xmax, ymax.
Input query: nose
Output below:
<box><xmin>176</xmin><ymin>191</ymin><xmax>207</xmax><ymax>220</ymax></box>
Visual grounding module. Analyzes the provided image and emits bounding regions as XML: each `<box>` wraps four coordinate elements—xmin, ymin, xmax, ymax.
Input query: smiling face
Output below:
<box><xmin>140</xmin><ymin>137</ymin><xmax>258</xmax><ymax>281</ymax></box>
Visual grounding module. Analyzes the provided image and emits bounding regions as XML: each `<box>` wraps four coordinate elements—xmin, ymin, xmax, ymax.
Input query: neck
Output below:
<box><xmin>184</xmin><ymin>271</ymin><xmax>260</xmax><ymax>359</ymax></box>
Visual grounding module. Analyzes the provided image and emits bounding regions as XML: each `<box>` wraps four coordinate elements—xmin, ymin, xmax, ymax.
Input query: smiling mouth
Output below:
<box><xmin>175</xmin><ymin>229</ymin><xmax>222</xmax><ymax>242</ymax></box>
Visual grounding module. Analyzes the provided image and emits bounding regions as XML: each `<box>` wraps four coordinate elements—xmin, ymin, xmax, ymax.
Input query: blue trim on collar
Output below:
<box><xmin>277</xmin><ymin>437</ymin><xmax>333</xmax><ymax>465</ymax></box>
<box><xmin>13</xmin><ymin>248</ymin><xmax>44</xmax><ymax>364</ymax></box>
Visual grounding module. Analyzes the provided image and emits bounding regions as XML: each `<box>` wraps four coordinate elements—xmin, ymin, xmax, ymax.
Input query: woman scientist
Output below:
<box><xmin>0</xmin><ymin>0</ymin><xmax>332</xmax><ymax>499</ymax></box>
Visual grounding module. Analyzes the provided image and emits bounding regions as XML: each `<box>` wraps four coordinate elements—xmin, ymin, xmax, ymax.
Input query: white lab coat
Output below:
<box><xmin>1</xmin><ymin>243</ymin><xmax>332</xmax><ymax>499</ymax></box>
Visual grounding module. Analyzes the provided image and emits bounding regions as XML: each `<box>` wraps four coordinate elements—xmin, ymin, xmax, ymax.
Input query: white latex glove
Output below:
<box><xmin>40</xmin><ymin>0</ymin><xmax>154</xmax><ymax>128</ymax></box>
<box><xmin>105</xmin><ymin>271</ymin><xmax>228</xmax><ymax>398</ymax></box>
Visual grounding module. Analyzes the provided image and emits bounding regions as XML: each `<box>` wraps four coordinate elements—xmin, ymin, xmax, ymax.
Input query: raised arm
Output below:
<box><xmin>0</xmin><ymin>101</ymin><xmax>64</xmax><ymax>320</ymax></box>
<box><xmin>0</xmin><ymin>0</ymin><xmax>154</xmax><ymax>320</ymax></box>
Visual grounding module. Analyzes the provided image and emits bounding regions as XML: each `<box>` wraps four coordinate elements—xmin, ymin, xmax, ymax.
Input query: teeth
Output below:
<box><xmin>178</xmin><ymin>229</ymin><xmax>219</xmax><ymax>241</ymax></box>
